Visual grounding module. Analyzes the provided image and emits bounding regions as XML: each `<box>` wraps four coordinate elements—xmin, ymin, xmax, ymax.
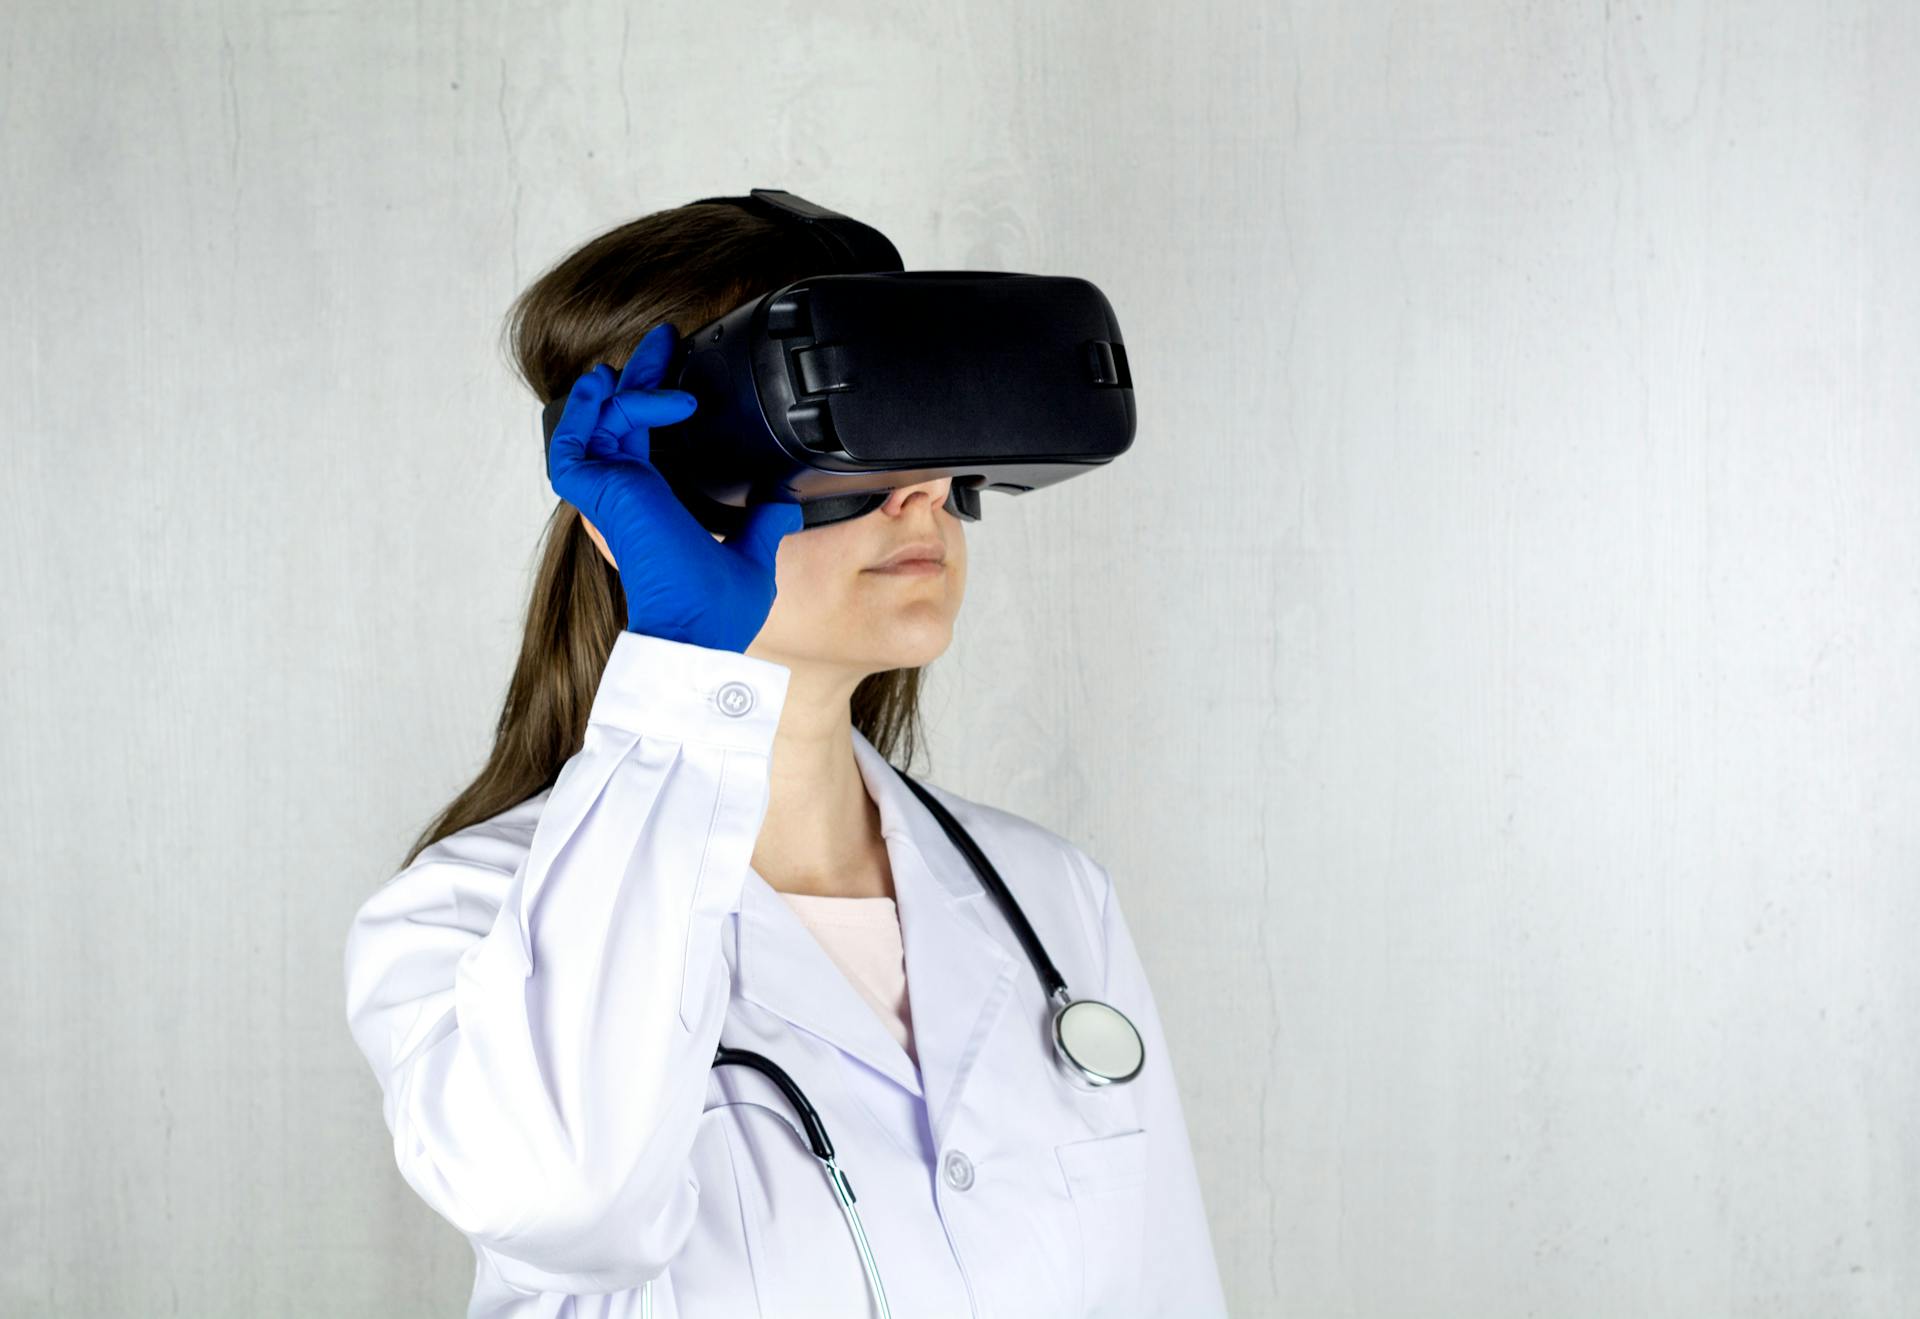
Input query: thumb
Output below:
<box><xmin>725</xmin><ymin>499</ymin><xmax>805</xmax><ymax>574</ymax></box>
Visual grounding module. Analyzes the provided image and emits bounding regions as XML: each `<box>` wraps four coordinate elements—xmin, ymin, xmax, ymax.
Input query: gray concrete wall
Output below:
<box><xmin>5</xmin><ymin>1</ymin><xmax>1916</xmax><ymax>1314</ymax></box>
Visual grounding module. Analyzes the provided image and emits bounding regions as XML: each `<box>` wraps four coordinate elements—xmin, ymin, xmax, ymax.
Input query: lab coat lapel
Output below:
<box><xmin>735</xmin><ymin>871</ymin><xmax>925</xmax><ymax>1097</ymax></box>
<box><xmin>730</xmin><ymin>726</ymin><xmax>1019</xmax><ymax>1141</ymax></box>
<box><xmin>851</xmin><ymin>726</ymin><xmax>1019</xmax><ymax>1143</ymax></box>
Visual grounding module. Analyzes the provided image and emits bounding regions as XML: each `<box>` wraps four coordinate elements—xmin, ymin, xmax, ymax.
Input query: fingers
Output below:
<box><xmin>616</xmin><ymin>322</ymin><xmax>678</xmax><ymax>393</ymax></box>
<box><xmin>603</xmin><ymin>323</ymin><xmax>696</xmax><ymax>460</ymax></box>
<box><xmin>552</xmin><ymin>367</ymin><xmax>694</xmax><ymax>471</ymax></box>
<box><xmin>546</xmin><ymin>364</ymin><xmax>617</xmax><ymax>485</ymax></box>
<box><xmin>547</xmin><ymin>328</ymin><xmax>698</xmax><ymax>513</ymax></box>
<box><xmin>601</xmin><ymin>389</ymin><xmax>697</xmax><ymax>462</ymax></box>
<box><xmin>725</xmin><ymin>498</ymin><xmax>806</xmax><ymax>573</ymax></box>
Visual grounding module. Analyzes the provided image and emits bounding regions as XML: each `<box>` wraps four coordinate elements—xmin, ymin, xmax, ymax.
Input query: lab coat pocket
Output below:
<box><xmin>1054</xmin><ymin>1128</ymin><xmax>1148</xmax><ymax>1317</ymax></box>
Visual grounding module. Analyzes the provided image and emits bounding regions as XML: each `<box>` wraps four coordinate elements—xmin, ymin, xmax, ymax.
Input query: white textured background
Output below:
<box><xmin>6</xmin><ymin>2</ymin><xmax>1918</xmax><ymax>1315</ymax></box>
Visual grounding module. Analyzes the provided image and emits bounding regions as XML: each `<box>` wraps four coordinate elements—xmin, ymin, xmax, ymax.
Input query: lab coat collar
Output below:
<box><xmin>734</xmin><ymin>724</ymin><xmax>1020</xmax><ymax>1134</ymax></box>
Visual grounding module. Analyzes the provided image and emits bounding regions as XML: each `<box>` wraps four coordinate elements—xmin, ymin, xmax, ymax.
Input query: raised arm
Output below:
<box><xmin>343</xmin><ymin>630</ymin><xmax>788</xmax><ymax>1294</ymax></box>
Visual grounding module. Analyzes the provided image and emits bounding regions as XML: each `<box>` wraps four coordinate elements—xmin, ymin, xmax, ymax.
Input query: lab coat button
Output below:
<box><xmin>716</xmin><ymin>681</ymin><xmax>755</xmax><ymax>717</ymax></box>
<box><xmin>942</xmin><ymin>1149</ymin><xmax>975</xmax><ymax>1191</ymax></box>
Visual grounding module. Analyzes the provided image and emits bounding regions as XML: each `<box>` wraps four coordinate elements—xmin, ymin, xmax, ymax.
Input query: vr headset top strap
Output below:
<box><xmin>687</xmin><ymin>188</ymin><xmax>906</xmax><ymax>276</ymax></box>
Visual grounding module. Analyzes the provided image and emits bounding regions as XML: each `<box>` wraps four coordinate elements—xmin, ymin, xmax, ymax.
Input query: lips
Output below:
<box><xmin>869</xmin><ymin>540</ymin><xmax>946</xmax><ymax>570</ymax></box>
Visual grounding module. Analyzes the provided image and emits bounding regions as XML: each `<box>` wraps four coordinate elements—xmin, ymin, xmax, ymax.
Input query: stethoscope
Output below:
<box><xmin>640</xmin><ymin>762</ymin><xmax>1146</xmax><ymax>1319</ymax></box>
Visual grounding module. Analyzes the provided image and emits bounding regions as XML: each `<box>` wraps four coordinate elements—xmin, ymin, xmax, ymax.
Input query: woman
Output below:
<box><xmin>342</xmin><ymin>198</ymin><xmax>1226</xmax><ymax>1317</ymax></box>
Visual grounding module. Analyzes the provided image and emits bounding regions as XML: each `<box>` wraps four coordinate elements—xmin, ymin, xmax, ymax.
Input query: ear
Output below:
<box><xmin>578</xmin><ymin>512</ymin><xmax>618</xmax><ymax>568</ymax></box>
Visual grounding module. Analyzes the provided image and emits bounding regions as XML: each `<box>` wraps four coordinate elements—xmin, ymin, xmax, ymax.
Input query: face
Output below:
<box><xmin>580</xmin><ymin>476</ymin><xmax>967</xmax><ymax>680</ymax></box>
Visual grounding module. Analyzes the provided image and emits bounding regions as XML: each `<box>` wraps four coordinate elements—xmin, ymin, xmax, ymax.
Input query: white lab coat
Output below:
<box><xmin>343</xmin><ymin>629</ymin><xmax>1227</xmax><ymax>1318</ymax></box>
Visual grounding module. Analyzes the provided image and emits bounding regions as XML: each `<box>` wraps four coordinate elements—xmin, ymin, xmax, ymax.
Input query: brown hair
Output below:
<box><xmin>397</xmin><ymin>201</ymin><xmax>930</xmax><ymax>872</ymax></box>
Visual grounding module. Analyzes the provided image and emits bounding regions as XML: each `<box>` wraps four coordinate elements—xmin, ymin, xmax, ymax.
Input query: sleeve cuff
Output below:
<box><xmin>586</xmin><ymin>630</ymin><xmax>793</xmax><ymax>750</ymax></box>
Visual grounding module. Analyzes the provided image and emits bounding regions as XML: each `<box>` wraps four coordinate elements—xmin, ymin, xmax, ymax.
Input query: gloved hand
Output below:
<box><xmin>546</xmin><ymin>322</ymin><xmax>805</xmax><ymax>653</ymax></box>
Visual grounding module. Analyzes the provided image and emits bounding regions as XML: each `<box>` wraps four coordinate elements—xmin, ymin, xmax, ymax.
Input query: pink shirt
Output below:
<box><xmin>776</xmin><ymin>893</ymin><xmax>918</xmax><ymax>1067</ymax></box>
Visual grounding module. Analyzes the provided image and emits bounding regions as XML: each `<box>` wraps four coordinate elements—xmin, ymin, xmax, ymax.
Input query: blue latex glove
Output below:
<box><xmin>546</xmin><ymin>322</ymin><xmax>805</xmax><ymax>653</ymax></box>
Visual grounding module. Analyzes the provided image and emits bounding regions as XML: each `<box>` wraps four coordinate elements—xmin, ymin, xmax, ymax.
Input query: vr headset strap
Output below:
<box><xmin>688</xmin><ymin>188</ymin><xmax>905</xmax><ymax>275</ymax></box>
<box><xmin>543</xmin><ymin>190</ymin><xmax>903</xmax><ymax>444</ymax></box>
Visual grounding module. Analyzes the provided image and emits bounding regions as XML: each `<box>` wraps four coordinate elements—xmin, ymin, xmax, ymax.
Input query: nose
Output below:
<box><xmin>879</xmin><ymin>476</ymin><xmax>954</xmax><ymax>516</ymax></box>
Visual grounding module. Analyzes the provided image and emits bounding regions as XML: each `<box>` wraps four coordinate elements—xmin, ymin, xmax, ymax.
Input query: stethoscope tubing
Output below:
<box><xmin>888</xmin><ymin>765</ymin><xmax>1071</xmax><ymax>1000</ymax></box>
<box><xmin>641</xmin><ymin>763</ymin><xmax>1140</xmax><ymax>1318</ymax></box>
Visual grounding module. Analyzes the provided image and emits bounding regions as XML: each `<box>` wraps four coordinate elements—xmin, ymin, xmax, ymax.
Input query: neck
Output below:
<box><xmin>749</xmin><ymin>657</ymin><xmax>895</xmax><ymax>901</ymax></box>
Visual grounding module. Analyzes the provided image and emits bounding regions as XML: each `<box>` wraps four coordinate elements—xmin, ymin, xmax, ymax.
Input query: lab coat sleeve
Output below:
<box><xmin>1080</xmin><ymin>849</ymin><xmax>1231</xmax><ymax>1317</ymax></box>
<box><xmin>342</xmin><ymin>629</ymin><xmax>791</xmax><ymax>1296</ymax></box>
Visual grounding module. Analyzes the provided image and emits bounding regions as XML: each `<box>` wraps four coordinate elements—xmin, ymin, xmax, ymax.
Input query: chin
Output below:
<box><xmin>883</xmin><ymin>640</ymin><xmax>952</xmax><ymax>670</ymax></box>
<box><xmin>855</xmin><ymin>616</ymin><xmax>956</xmax><ymax>671</ymax></box>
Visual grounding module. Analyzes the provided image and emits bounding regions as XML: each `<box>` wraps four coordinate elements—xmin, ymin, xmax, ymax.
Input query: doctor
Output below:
<box><xmin>343</xmin><ymin>233</ymin><xmax>1227</xmax><ymax>1316</ymax></box>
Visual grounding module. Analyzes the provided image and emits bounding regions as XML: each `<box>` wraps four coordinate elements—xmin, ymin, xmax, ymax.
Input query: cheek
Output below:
<box><xmin>773</xmin><ymin>527</ymin><xmax>845</xmax><ymax>595</ymax></box>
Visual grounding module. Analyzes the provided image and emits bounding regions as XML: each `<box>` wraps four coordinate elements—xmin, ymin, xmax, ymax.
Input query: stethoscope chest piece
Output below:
<box><xmin>888</xmin><ymin>762</ymin><xmax>1152</xmax><ymax>1093</ymax></box>
<box><xmin>1050</xmin><ymin>994</ymin><xmax>1146</xmax><ymax>1087</ymax></box>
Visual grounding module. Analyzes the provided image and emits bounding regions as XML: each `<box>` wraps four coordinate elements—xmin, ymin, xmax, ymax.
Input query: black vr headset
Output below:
<box><xmin>540</xmin><ymin>188</ymin><xmax>1136</xmax><ymax>534</ymax></box>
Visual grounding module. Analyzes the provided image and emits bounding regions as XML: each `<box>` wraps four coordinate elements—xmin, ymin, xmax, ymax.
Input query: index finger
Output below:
<box><xmin>546</xmin><ymin>365</ymin><xmax>616</xmax><ymax>482</ymax></box>
<box><xmin>615</xmin><ymin>322</ymin><xmax>679</xmax><ymax>394</ymax></box>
